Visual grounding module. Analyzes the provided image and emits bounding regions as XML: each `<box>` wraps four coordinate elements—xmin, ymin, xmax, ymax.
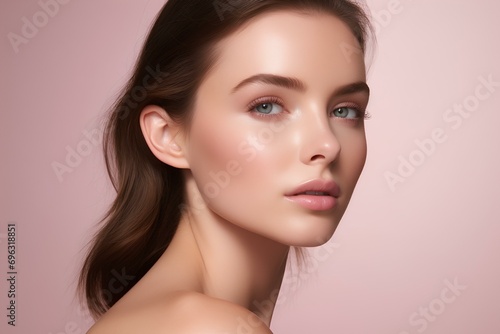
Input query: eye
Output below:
<box><xmin>248</xmin><ymin>97</ymin><xmax>285</xmax><ymax>116</ymax></box>
<box><xmin>331</xmin><ymin>107</ymin><xmax>360</xmax><ymax>119</ymax></box>
<box><xmin>254</xmin><ymin>102</ymin><xmax>283</xmax><ymax>115</ymax></box>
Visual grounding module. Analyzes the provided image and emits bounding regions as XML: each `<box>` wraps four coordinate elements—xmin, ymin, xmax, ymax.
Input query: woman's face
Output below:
<box><xmin>183</xmin><ymin>10</ymin><xmax>369</xmax><ymax>247</ymax></box>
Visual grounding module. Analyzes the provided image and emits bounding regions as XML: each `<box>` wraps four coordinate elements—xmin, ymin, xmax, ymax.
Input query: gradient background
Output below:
<box><xmin>1</xmin><ymin>0</ymin><xmax>499</xmax><ymax>333</ymax></box>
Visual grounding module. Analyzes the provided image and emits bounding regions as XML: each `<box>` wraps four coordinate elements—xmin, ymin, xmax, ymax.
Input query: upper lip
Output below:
<box><xmin>285</xmin><ymin>179</ymin><xmax>340</xmax><ymax>198</ymax></box>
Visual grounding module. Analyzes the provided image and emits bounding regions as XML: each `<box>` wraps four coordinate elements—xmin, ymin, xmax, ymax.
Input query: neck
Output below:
<box><xmin>156</xmin><ymin>184</ymin><xmax>290</xmax><ymax>326</ymax></box>
<box><xmin>183</xmin><ymin>211</ymin><xmax>289</xmax><ymax>324</ymax></box>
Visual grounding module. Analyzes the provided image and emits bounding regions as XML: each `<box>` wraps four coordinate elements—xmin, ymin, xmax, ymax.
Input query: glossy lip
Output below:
<box><xmin>285</xmin><ymin>179</ymin><xmax>340</xmax><ymax>198</ymax></box>
<box><xmin>284</xmin><ymin>179</ymin><xmax>341</xmax><ymax>211</ymax></box>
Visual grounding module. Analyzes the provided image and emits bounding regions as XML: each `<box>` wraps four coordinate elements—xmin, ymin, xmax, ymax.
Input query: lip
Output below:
<box><xmin>285</xmin><ymin>179</ymin><xmax>340</xmax><ymax>211</ymax></box>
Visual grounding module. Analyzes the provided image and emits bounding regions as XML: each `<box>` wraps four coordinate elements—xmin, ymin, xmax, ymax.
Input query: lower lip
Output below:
<box><xmin>285</xmin><ymin>195</ymin><xmax>337</xmax><ymax>211</ymax></box>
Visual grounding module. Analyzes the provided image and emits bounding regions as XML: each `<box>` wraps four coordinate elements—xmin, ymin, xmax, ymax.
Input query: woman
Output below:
<box><xmin>79</xmin><ymin>0</ymin><xmax>373</xmax><ymax>332</ymax></box>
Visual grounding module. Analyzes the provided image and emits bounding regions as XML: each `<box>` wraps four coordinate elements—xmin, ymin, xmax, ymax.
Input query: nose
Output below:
<box><xmin>298</xmin><ymin>109</ymin><xmax>340</xmax><ymax>166</ymax></box>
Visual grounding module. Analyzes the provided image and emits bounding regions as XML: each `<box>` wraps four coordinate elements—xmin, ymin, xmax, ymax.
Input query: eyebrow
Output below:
<box><xmin>334</xmin><ymin>81</ymin><xmax>370</xmax><ymax>96</ymax></box>
<box><xmin>231</xmin><ymin>73</ymin><xmax>369</xmax><ymax>96</ymax></box>
<box><xmin>232</xmin><ymin>74</ymin><xmax>306</xmax><ymax>93</ymax></box>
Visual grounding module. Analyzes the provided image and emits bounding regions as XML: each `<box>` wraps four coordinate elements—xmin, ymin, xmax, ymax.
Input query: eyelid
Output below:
<box><xmin>247</xmin><ymin>96</ymin><xmax>285</xmax><ymax>112</ymax></box>
<box><xmin>331</xmin><ymin>102</ymin><xmax>367</xmax><ymax>119</ymax></box>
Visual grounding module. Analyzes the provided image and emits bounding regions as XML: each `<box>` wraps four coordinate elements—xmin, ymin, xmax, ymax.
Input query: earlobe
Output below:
<box><xmin>140</xmin><ymin>105</ymin><xmax>189</xmax><ymax>169</ymax></box>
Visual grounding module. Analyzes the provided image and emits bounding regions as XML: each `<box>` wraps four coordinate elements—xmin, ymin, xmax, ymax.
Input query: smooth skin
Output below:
<box><xmin>88</xmin><ymin>9</ymin><xmax>369</xmax><ymax>334</ymax></box>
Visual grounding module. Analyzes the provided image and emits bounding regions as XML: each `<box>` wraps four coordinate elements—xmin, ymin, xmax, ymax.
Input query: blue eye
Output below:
<box><xmin>254</xmin><ymin>102</ymin><xmax>283</xmax><ymax>115</ymax></box>
<box><xmin>331</xmin><ymin>107</ymin><xmax>359</xmax><ymax>119</ymax></box>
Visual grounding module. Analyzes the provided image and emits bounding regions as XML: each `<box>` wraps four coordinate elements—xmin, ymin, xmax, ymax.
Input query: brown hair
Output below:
<box><xmin>79</xmin><ymin>0</ymin><xmax>372</xmax><ymax>319</ymax></box>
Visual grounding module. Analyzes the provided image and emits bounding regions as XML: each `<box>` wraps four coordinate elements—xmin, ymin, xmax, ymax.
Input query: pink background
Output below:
<box><xmin>1</xmin><ymin>0</ymin><xmax>499</xmax><ymax>333</ymax></box>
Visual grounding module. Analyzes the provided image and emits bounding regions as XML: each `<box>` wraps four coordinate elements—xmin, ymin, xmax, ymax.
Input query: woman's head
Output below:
<box><xmin>80</xmin><ymin>0</ymin><xmax>372</xmax><ymax>318</ymax></box>
<box><xmin>142</xmin><ymin>9</ymin><xmax>369</xmax><ymax>246</ymax></box>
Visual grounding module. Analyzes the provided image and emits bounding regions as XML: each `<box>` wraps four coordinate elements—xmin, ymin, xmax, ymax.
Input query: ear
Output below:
<box><xmin>140</xmin><ymin>105</ymin><xmax>190</xmax><ymax>169</ymax></box>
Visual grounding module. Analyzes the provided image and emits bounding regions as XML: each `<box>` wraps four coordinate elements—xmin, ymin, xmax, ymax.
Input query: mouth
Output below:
<box><xmin>285</xmin><ymin>179</ymin><xmax>340</xmax><ymax>197</ymax></box>
<box><xmin>285</xmin><ymin>179</ymin><xmax>340</xmax><ymax>211</ymax></box>
<box><xmin>298</xmin><ymin>190</ymin><xmax>333</xmax><ymax>196</ymax></box>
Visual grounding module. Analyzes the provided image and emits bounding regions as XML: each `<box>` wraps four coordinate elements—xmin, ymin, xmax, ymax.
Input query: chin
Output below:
<box><xmin>272</xmin><ymin>215</ymin><xmax>342</xmax><ymax>248</ymax></box>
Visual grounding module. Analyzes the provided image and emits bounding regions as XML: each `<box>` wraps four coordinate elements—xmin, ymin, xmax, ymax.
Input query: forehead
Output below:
<box><xmin>208</xmin><ymin>10</ymin><xmax>366</xmax><ymax>87</ymax></box>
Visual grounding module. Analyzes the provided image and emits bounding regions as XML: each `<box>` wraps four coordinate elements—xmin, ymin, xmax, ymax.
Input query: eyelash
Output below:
<box><xmin>330</xmin><ymin>103</ymin><xmax>371</xmax><ymax>122</ymax></box>
<box><xmin>247</xmin><ymin>97</ymin><xmax>371</xmax><ymax>121</ymax></box>
<box><xmin>247</xmin><ymin>97</ymin><xmax>287</xmax><ymax>120</ymax></box>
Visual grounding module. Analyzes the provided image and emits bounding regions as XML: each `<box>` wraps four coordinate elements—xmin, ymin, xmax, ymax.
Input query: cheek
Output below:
<box><xmin>337</xmin><ymin>127</ymin><xmax>367</xmax><ymax>188</ymax></box>
<box><xmin>187</xmin><ymin>122</ymin><xmax>241</xmax><ymax>198</ymax></box>
<box><xmin>186</xmin><ymin>114</ymin><xmax>273</xmax><ymax>203</ymax></box>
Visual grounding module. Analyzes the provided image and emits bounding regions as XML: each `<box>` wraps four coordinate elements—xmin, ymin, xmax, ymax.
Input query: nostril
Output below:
<box><xmin>310</xmin><ymin>154</ymin><xmax>325</xmax><ymax>161</ymax></box>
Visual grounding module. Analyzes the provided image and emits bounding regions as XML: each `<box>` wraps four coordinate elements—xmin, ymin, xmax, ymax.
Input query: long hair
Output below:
<box><xmin>79</xmin><ymin>0</ymin><xmax>373</xmax><ymax>319</ymax></box>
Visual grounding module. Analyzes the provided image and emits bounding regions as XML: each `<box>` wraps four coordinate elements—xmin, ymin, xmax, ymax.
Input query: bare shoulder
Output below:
<box><xmin>86</xmin><ymin>291</ymin><xmax>273</xmax><ymax>334</ymax></box>
<box><xmin>166</xmin><ymin>291</ymin><xmax>273</xmax><ymax>333</ymax></box>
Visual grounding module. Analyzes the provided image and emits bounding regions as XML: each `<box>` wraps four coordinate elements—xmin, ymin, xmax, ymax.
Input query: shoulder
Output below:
<box><xmin>87</xmin><ymin>290</ymin><xmax>273</xmax><ymax>334</ymax></box>
<box><xmin>167</xmin><ymin>291</ymin><xmax>273</xmax><ymax>333</ymax></box>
